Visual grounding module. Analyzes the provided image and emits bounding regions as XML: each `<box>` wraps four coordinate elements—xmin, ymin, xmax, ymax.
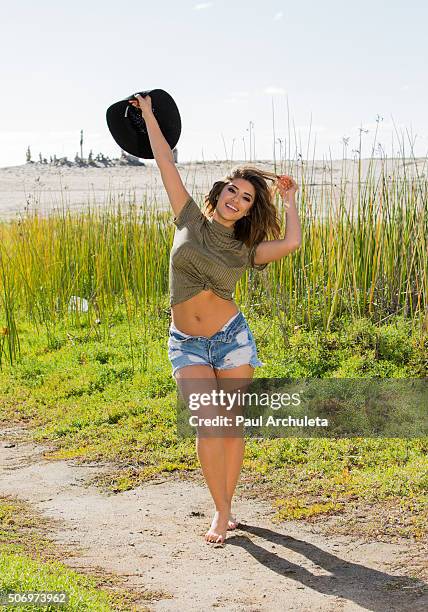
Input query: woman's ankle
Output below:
<box><xmin>215</xmin><ymin>502</ymin><xmax>231</xmax><ymax>513</ymax></box>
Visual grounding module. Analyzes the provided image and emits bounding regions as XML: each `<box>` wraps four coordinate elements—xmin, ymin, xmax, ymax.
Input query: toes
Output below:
<box><xmin>205</xmin><ymin>530</ymin><xmax>226</xmax><ymax>544</ymax></box>
<box><xmin>205</xmin><ymin>531</ymin><xmax>215</xmax><ymax>543</ymax></box>
<box><xmin>206</xmin><ymin>537</ymin><xmax>217</xmax><ymax>544</ymax></box>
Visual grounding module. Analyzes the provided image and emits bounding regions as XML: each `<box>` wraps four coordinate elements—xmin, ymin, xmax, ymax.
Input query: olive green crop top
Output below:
<box><xmin>169</xmin><ymin>196</ymin><xmax>268</xmax><ymax>306</ymax></box>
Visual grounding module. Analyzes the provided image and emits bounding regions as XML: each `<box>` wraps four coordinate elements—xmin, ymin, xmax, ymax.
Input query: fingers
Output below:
<box><xmin>276</xmin><ymin>175</ymin><xmax>298</xmax><ymax>194</ymax></box>
<box><xmin>133</xmin><ymin>93</ymin><xmax>151</xmax><ymax>104</ymax></box>
<box><xmin>277</xmin><ymin>175</ymin><xmax>294</xmax><ymax>190</ymax></box>
<box><xmin>129</xmin><ymin>94</ymin><xmax>152</xmax><ymax>117</ymax></box>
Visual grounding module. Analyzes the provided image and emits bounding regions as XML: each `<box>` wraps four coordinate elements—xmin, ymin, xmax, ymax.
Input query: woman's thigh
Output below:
<box><xmin>175</xmin><ymin>365</ymin><xmax>251</xmax><ymax>438</ymax></box>
<box><xmin>214</xmin><ymin>364</ymin><xmax>254</xmax><ymax>381</ymax></box>
<box><xmin>175</xmin><ymin>363</ymin><xmax>218</xmax><ymax>396</ymax></box>
<box><xmin>214</xmin><ymin>365</ymin><xmax>254</xmax><ymax>436</ymax></box>
<box><xmin>175</xmin><ymin>365</ymin><xmax>218</xmax><ymax>426</ymax></box>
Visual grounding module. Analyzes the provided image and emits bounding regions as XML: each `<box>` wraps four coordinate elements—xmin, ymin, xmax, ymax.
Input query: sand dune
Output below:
<box><xmin>0</xmin><ymin>158</ymin><xmax>425</xmax><ymax>221</ymax></box>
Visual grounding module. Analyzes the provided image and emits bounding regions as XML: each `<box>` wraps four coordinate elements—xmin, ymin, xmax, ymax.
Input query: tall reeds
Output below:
<box><xmin>0</xmin><ymin>148</ymin><xmax>426</xmax><ymax>367</ymax></box>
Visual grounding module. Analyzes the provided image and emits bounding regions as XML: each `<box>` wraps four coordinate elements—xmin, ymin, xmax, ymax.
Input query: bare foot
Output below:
<box><xmin>228</xmin><ymin>514</ymin><xmax>239</xmax><ymax>530</ymax></box>
<box><xmin>205</xmin><ymin>509</ymin><xmax>229</xmax><ymax>544</ymax></box>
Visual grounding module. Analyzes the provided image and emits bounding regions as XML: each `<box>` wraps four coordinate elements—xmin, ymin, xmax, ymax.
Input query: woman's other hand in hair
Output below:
<box><xmin>275</xmin><ymin>175</ymin><xmax>299</xmax><ymax>203</ymax></box>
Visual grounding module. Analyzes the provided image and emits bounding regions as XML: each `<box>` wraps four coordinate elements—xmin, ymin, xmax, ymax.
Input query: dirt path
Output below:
<box><xmin>1</xmin><ymin>427</ymin><xmax>427</xmax><ymax>612</ymax></box>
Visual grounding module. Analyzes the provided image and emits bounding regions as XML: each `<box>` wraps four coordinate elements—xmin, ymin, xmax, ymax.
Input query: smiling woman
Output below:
<box><xmin>203</xmin><ymin>166</ymin><xmax>284</xmax><ymax>250</ymax></box>
<box><xmin>226</xmin><ymin>183</ymin><xmax>254</xmax><ymax>204</ymax></box>
<box><xmin>169</xmin><ymin>194</ymin><xmax>266</xmax><ymax>310</ymax></box>
<box><xmin>169</xmin><ymin>165</ymin><xmax>299</xmax><ymax>338</ymax></box>
<box><xmin>128</xmin><ymin>92</ymin><xmax>302</xmax><ymax>545</ymax></box>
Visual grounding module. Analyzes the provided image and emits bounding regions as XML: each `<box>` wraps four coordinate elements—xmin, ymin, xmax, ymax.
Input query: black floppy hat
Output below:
<box><xmin>106</xmin><ymin>89</ymin><xmax>181</xmax><ymax>159</ymax></box>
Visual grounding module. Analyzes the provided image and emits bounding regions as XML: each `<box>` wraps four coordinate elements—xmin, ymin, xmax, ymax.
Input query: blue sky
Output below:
<box><xmin>1</xmin><ymin>0</ymin><xmax>427</xmax><ymax>167</ymax></box>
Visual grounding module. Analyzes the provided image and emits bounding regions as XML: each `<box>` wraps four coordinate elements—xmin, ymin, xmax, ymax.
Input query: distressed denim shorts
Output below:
<box><xmin>168</xmin><ymin>311</ymin><xmax>264</xmax><ymax>376</ymax></box>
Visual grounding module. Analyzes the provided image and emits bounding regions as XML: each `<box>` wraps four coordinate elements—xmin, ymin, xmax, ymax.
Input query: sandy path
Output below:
<box><xmin>1</xmin><ymin>427</ymin><xmax>427</xmax><ymax>612</ymax></box>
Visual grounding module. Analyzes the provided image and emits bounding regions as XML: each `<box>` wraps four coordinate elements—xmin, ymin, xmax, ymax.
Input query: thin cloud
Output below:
<box><xmin>295</xmin><ymin>125</ymin><xmax>327</xmax><ymax>133</ymax></box>
<box><xmin>47</xmin><ymin>131</ymin><xmax>84</xmax><ymax>138</ymax></box>
<box><xmin>224</xmin><ymin>97</ymin><xmax>248</xmax><ymax>104</ymax></box>
<box><xmin>194</xmin><ymin>2</ymin><xmax>213</xmax><ymax>9</ymax></box>
<box><xmin>350</xmin><ymin>121</ymin><xmax>405</xmax><ymax>132</ymax></box>
<box><xmin>274</xmin><ymin>11</ymin><xmax>284</xmax><ymax>21</ymax></box>
<box><xmin>0</xmin><ymin>131</ymin><xmax>102</xmax><ymax>140</ymax></box>
<box><xmin>223</xmin><ymin>91</ymin><xmax>249</xmax><ymax>103</ymax></box>
<box><xmin>1</xmin><ymin>131</ymin><xmax>43</xmax><ymax>140</ymax></box>
<box><xmin>264</xmin><ymin>86</ymin><xmax>286</xmax><ymax>95</ymax></box>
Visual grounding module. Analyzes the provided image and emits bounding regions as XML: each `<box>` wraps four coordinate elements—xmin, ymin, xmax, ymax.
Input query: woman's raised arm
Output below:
<box><xmin>252</xmin><ymin>176</ymin><xmax>302</xmax><ymax>265</ymax></box>
<box><xmin>131</xmin><ymin>94</ymin><xmax>191</xmax><ymax>217</ymax></box>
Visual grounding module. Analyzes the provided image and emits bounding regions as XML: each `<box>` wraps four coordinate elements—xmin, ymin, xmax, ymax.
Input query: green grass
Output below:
<box><xmin>0</xmin><ymin>497</ymin><xmax>160</xmax><ymax>611</ymax></box>
<box><xmin>0</xmin><ymin>149</ymin><xmax>427</xmax><ymax>562</ymax></box>
<box><xmin>0</xmin><ymin>152</ymin><xmax>427</xmax><ymax>367</ymax></box>
<box><xmin>0</xmin><ymin>309</ymin><xmax>426</xmax><ymax>540</ymax></box>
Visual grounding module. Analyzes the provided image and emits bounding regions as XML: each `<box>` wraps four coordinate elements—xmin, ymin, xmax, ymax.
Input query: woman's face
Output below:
<box><xmin>215</xmin><ymin>178</ymin><xmax>256</xmax><ymax>224</ymax></box>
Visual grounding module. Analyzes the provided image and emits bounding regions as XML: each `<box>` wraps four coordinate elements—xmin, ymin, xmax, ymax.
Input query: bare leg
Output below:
<box><xmin>196</xmin><ymin>436</ymin><xmax>230</xmax><ymax>543</ymax></box>
<box><xmin>175</xmin><ymin>365</ymin><xmax>229</xmax><ymax>544</ymax></box>
<box><xmin>224</xmin><ymin>437</ymin><xmax>245</xmax><ymax>528</ymax></box>
<box><xmin>215</xmin><ymin>364</ymin><xmax>254</xmax><ymax>529</ymax></box>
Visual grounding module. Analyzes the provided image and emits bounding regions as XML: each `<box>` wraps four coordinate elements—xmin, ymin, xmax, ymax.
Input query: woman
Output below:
<box><xmin>130</xmin><ymin>94</ymin><xmax>302</xmax><ymax>545</ymax></box>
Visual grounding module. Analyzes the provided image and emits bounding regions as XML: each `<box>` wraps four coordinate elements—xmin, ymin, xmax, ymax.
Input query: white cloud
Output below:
<box><xmin>0</xmin><ymin>131</ymin><xmax>44</xmax><ymax>141</ymax></box>
<box><xmin>0</xmin><ymin>131</ymin><xmax>102</xmax><ymax>141</ymax></box>
<box><xmin>223</xmin><ymin>96</ymin><xmax>250</xmax><ymax>104</ymax></box>
<box><xmin>400</xmin><ymin>84</ymin><xmax>409</xmax><ymax>92</ymax></box>
<box><xmin>350</xmin><ymin>121</ymin><xmax>406</xmax><ymax>132</ymax></box>
<box><xmin>194</xmin><ymin>2</ymin><xmax>213</xmax><ymax>9</ymax></box>
<box><xmin>223</xmin><ymin>91</ymin><xmax>249</xmax><ymax>104</ymax></box>
<box><xmin>264</xmin><ymin>86</ymin><xmax>286</xmax><ymax>95</ymax></box>
<box><xmin>274</xmin><ymin>11</ymin><xmax>284</xmax><ymax>21</ymax></box>
<box><xmin>295</xmin><ymin>125</ymin><xmax>327</xmax><ymax>133</ymax></box>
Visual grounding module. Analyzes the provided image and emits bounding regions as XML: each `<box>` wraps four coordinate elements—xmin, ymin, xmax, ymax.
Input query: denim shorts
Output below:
<box><xmin>168</xmin><ymin>311</ymin><xmax>264</xmax><ymax>376</ymax></box>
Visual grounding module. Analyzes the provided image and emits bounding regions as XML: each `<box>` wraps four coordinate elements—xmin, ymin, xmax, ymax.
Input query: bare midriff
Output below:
<box><xmin>171</xmin><ymin>290</ymin><xmax>239</xmax><ymax>337</ymax></box>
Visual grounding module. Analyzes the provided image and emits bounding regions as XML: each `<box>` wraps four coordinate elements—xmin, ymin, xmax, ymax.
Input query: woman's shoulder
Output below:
<box><xmin>172</xmin><ymin>196</ymin><xmax>205</xmax><ymax>229</ymax></box>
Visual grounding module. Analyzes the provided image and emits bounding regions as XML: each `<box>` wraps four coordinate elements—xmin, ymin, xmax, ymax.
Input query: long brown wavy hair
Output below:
<box><xmin>204</xmin><ymin>165</ymin><xmax>282</xmax><ymax>248</ymax></box>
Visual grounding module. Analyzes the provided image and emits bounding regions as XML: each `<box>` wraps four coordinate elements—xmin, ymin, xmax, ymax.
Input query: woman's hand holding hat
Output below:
<box><xmin>129</xmin><ymin>93</ymin><xmax>154</xmax><ymax>120</ymax></box>
<box><xmin>106</xmin><ymin>88</ymin><xmax>181</xmax><ymax>159</ymax></box>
